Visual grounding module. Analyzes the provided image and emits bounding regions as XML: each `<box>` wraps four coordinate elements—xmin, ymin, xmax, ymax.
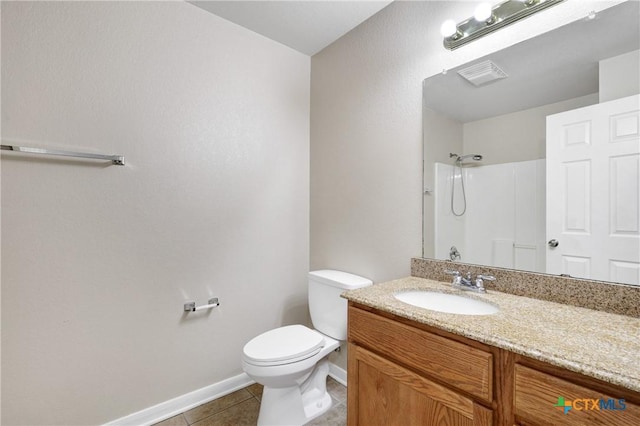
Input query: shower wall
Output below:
<box><xmin>434</xmin><ymin>159</ymin><xmax>545</xmax><ymax>272</ymax></box>
<box><xmin>434</xmin><ymin>163</ymin><xmax>465</xmax><ymax>261</ymax></box>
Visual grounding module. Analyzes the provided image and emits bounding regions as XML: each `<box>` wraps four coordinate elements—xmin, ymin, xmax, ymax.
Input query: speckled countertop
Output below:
<box><xmin>342</xmin><ymin>276</ymin><xmax>640</xmax><ymax>393</ymax></box>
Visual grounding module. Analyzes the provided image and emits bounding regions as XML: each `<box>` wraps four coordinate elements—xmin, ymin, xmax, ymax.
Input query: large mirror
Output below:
<box><xmin>423</xmin><ymin>1</ymin><xmax>640</xmax><ymax>286</ymax></box>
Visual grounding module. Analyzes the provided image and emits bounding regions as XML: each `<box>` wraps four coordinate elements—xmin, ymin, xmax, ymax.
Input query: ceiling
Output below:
<box><xmin>424</xmin><ymin>1</ymin><xmax>640</xmax><ymax>123</ymax></box>
<box><xmin>189</xmin><ymin>1</ymin><xmax>394</xmax><ymax>56</ymax></box>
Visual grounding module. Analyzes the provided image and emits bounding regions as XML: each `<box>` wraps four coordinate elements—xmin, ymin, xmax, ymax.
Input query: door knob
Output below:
<box><xmin>548</xmin><ymin>239</ymin><xmax>559</xmax><ymax>248</ymax></box>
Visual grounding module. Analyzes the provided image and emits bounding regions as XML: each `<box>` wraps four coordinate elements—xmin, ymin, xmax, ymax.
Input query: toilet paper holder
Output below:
<box><xmin>184</xmin><ymin>298</ymin><xmax>220</xmax><ymax>312</ymax></box>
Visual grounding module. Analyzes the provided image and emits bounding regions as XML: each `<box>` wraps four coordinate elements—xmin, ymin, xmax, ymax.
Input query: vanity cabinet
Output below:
<box><xmin>347</xmin><ymin>304</ymin><xmax>494</xmax><ymax>425</ymax></box>
<box><xmin>347</xmin><ymin>303</ymin><xmax>640</xmax><ymax>426</ymax></box>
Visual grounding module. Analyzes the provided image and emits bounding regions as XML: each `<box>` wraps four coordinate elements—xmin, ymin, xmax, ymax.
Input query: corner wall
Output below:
<box><xmin>311</xmin><ymin>0</ymin><xmax>624</xmax><ymax>281</ymax></box>
<box><xmin>310</xmin><ymin>0</ymin><xmax>625</xmax><ymax>370</ymax></box>
<box><xmin>1</xmin><ymin>2</ymin><xmax>309</xmax><ymax>424</ymax></box>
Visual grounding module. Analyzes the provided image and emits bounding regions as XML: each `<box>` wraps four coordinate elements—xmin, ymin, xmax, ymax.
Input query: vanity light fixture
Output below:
<box><xmin>440</xmin><ymin>19</ymin><xmax>461</xmax><ymax>40</ymax></box>
<box><xmin>474</xmin><ymin>3</ymin><xmax>496</xmax><ymax>25</ymax></box>
<box><xmin>442</xmin><ymin>0</ymin><xmax>565</xmax><ymax>50</ymax></box>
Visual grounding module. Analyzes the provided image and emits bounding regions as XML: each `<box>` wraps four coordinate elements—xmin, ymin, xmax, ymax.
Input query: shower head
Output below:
<box><xmin>450</xmin><ymin>153</ymin><xmax>483</xmax><ymax>163</ymax></box>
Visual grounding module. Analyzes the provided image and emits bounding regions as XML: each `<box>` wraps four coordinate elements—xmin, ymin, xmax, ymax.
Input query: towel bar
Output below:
<box><xmin>1</xmin><ymin>143</ymin><xmax>125</xmax><ymax>166</ymax></box>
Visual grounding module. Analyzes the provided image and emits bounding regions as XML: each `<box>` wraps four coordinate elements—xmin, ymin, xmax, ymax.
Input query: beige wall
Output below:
<box><xmin>310</xmin><ymin>0</ymin><xmax>624</xmax><ymax>369</ymax></box>
<box><xmin>463</xmin><ymin>93</ymin><xmax>599</xmax><ymax>165</ymax></box>
<box><xmin>599</xmin><ymin>49</ymin><xmax>640</xmax><ymax>102</ymax></box>
<box><xmin>1</xmin><ymin>2</ymin><xmax>309</xmax><ymax>425</ymax></box>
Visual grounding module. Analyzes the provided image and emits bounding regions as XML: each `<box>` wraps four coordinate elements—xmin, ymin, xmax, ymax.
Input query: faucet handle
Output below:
<box><xmin>474</xmin><ymin>275</ymin><xmax>495</xmax><ymax>293</ymax></box>
<box><xmin>477</xmin><ymin>274</ymin><xmax>495</xmax><ymax>281</ymax></box>
<box><xmin>444</xmin><ymin>269</ymin><xmax>462</xmax><ymax>286</ymax></box>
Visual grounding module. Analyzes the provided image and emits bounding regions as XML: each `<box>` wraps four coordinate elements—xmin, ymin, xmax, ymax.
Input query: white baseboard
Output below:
<box><xmin>104</xmin><ymin>373</ymin><xmax>254</xmax><ymax>426</ymax></box>
<box><xmin>328</xmin><ymin>362</ymin><xmax>347</xmax><ymax>386</ymax></box>
<box><xmin>105</xmin><ymin>363</ymin><xmax>346</xmax><ymax>426</ymax></box>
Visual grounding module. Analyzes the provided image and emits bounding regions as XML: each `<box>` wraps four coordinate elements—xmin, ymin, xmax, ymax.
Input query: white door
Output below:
<box><xmin>546</xmin><ymin>94</ymin><xmax>640</xmax><ymax>285</ymax></box>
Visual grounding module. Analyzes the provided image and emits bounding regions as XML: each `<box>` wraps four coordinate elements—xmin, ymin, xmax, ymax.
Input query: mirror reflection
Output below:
<box><xmin>423</xmin><ymin>2</ymin><xmax>640</xmax><ymax>286</ymax></box>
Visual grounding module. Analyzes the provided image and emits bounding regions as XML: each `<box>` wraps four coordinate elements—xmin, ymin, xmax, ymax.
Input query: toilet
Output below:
<box><xmin>241</xmin><ymin>270</ymin><xmax>372</xmax><ymax>425</ymax></box>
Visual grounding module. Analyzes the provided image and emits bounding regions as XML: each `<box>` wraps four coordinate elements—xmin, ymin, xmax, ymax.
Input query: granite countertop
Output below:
<box><xmin>342</xmin><ymin>276</ymin><xmax>640</xmax><ymax>393</ymax></box>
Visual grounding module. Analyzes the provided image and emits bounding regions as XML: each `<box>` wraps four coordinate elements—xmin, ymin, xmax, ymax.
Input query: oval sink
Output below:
<box><xmin>394</xmin><ymin>291</ymin><xmax>499</xmax><ymax>315</ymax></box>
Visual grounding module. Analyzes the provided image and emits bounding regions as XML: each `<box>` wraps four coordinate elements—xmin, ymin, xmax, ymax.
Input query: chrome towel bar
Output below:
<box><xmin>1</xmin><ymin>144</ymin><xmax>125</xmax><ymax>166</ymax></box>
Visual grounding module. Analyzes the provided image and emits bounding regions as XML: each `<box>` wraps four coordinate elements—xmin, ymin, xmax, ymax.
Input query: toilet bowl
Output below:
<box><xmin>241</xmin><ymin>270</ymin><xmax>372</xmax><ymax>425</ymax></box>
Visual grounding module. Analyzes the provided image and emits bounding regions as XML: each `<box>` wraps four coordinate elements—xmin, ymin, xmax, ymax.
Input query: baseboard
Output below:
<box><xmin>328</xmin><ymin>362</ymin><xmax>347</xmax><ymax>386</ymax></box>
<box><xmin>106</xmin><ymin>364</ymin><xmax>346</xmax><ymax>425</ymax></box>
<box><xmin>104</xmin><ymin>373</ymin><xmax>254</xmax><ymax>426</ymax></box>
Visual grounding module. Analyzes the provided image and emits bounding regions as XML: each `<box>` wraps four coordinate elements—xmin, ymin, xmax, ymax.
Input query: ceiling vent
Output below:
<box><xmin>457</xmin><ymin>60</ymin><xmax>508</xmax><ymax>87</ymax></box>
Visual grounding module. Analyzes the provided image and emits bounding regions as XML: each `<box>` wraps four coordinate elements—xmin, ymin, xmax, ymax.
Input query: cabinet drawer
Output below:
<box><xmin>514</xmin><ymin>364</ymin><xmax>640</xmax><ymax>426</ymax></box>
<box><xmin>348</xmin><ymin>305</ymin><xmax>493</xmax><ymax>402</ymax></box>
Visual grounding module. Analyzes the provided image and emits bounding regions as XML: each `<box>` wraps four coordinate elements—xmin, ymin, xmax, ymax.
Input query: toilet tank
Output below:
<box><xmin>308</xmin><ymin>270</ymin><xmax>372</xmax><ymax>340</ymax></box>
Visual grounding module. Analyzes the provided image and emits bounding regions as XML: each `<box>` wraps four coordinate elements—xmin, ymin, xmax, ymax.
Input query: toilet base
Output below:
<box><xmin>257</xmin><ymin>358</ymin><xmax>333</xmax><ymax>426</ymax></box>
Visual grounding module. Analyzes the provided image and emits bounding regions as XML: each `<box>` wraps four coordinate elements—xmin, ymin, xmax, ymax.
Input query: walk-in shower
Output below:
<box><xmin>449</xmin><ymin>152</ymin><xmax>483</xmax><ymax>216</ymax></box>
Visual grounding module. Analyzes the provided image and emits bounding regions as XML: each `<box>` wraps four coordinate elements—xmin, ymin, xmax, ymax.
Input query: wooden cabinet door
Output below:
<box><xmin>514</xmin><ymin>364</ymin><xmax>640</xmax><ymax>426</ymax></box>
<box><xmin>348</xmin><ymin>343</ymin><xmax>493</xmax><ymax>426</ymax></box>
<box><xmin>348</xmin><ymin>305</ymin><xmax>493</xmax><ymax>402</ymax></box>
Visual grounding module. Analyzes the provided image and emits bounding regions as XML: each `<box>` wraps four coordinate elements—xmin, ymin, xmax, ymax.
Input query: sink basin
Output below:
<box><xmin>394</xmin><ymin>291</ymin><xmax>499</xmax><ymax>315</ymax></box>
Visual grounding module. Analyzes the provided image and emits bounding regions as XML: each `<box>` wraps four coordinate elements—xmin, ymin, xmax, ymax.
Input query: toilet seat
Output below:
<box><xmin>243</xmin><ymin>325</ymin><xmax>325</xmax><ymax>367</ymax></box>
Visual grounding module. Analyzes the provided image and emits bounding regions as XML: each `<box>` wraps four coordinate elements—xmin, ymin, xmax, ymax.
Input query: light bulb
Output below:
<box><xmin>440</xmin><ymin>20</ymin><xmax>458</xmax><ymax>38</ymax></box>
<box><xmin>474</xmin><ymin>3</ymin><xmax>493</xmax><ymax>22</ymax></box>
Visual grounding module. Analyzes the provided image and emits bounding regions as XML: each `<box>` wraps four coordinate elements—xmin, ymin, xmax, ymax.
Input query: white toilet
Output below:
<box><xmin>241</xmin><ymin>270</ymin><xmax>372</xmax><ymax>425</ymax></box>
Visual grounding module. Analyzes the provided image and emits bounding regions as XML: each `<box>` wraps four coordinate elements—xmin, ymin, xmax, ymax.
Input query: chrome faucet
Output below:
<box><xmin>444</xmin><ymin>270</ymin><xmax>495</xmax><ymax>293</ymax></box>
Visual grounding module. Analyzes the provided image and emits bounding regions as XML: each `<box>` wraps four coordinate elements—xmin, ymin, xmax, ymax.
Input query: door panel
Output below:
<box><xmin>547</xmin><ymin>94</ymin><xmax>640</xmax><ymax>285</ymax></box>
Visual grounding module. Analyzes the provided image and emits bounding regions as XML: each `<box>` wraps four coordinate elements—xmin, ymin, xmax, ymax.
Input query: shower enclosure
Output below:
<box><xmin>434</xmin><ymin>159</ymin><xmax>546</xmax><ymax>273</ymax></box>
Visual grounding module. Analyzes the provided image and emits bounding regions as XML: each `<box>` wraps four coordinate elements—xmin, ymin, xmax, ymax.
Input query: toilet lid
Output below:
<box><xmin>243</xmin><ymin>325</ymin><xmax>324</xmax><ymax>365</ymax></box>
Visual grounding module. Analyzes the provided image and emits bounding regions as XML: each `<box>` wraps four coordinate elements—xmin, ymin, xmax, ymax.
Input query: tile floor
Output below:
<box><xmin>153</xmin><ymin>377</ymin><xmax>347</xmax><ymax>426</ymax></box>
